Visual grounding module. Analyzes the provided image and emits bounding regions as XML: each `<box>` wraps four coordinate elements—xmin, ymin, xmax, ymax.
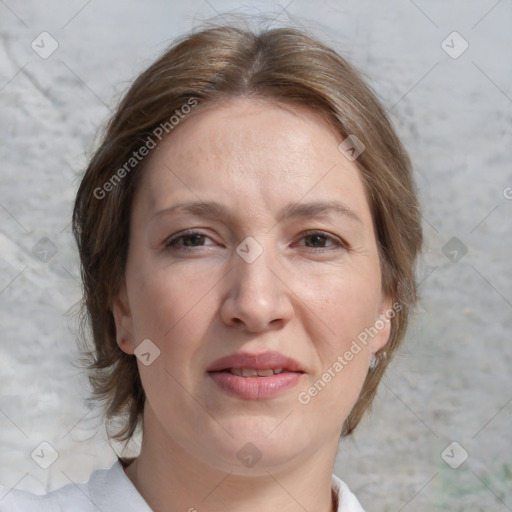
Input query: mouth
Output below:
<box><xmin>207</xmin><ymin>351</ymin><xmax>305</xmax><ymax>399</ymax></box>
<box><xmin>220</xmin><ymin>367</ymin><xmax>292</xmax><ymax>377</ymax></box>
<box><xmin>207</xmin><ymin>350</ymin><xmax>304</xmax><ymax>373</ymax></box>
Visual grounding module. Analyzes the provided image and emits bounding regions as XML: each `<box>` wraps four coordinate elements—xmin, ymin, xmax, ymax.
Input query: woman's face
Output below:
<box><xmin>114</xmin><ymin>97</ymin><xmax>391</xmax><ymax>474</ymax></box>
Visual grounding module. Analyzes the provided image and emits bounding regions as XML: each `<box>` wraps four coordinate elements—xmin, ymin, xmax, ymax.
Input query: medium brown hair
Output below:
<box><xmin>73</xmin><ymin>22</ymin><xmax>422</xmax><ymax>441</ymax></box>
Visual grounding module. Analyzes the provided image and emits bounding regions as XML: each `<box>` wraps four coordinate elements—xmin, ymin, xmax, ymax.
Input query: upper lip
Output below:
<box><xmin>207</xmin><ymin>351</ymin><xmax>304</xmax><ymax>373</ymax></box>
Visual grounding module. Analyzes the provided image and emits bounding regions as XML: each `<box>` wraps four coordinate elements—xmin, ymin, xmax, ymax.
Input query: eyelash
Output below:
<box><xmin>164</xmin><ymin>229</ymin><xmax>347</xmax><ymax>252</ymax></box>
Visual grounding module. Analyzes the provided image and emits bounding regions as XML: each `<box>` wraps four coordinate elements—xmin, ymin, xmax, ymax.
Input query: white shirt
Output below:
<box><xmin>0</xmin><ymin>460</ymin><xmax>365</xmax><ymax>511</ymax></box>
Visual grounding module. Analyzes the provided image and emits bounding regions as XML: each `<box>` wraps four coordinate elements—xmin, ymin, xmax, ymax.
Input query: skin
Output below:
<box><xmin>113</xmin><ymin>97</ymin><xmax>392</xmax><ymax>512</ymax></box>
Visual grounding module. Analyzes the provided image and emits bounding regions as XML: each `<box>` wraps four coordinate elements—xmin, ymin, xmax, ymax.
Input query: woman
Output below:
<box><xmin>0</xmin><ymin>22</ymin><xmax>422</xmax><ymax>512</ymax></box>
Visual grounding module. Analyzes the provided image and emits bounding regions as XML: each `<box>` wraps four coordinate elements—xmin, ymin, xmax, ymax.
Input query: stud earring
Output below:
<box><xmin>369</xmin><ymin>350</ymin><xmax>387</xmax><ymax>370</ymax></box>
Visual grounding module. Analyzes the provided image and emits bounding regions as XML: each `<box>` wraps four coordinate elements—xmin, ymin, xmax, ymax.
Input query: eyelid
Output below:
<box><xmin>164</xmin><ymin>229</ymin><xmax>216</xmax><ymax>248</ymax></box>
<box><xmin>296</xmin><ymin>229</ymin><xmax>348</xmax><ymax>250</ymax></box>
<box><xmin>164</xmin><ymin>228</ymin><xmax>348</xmax><ymax>252</ymax></box>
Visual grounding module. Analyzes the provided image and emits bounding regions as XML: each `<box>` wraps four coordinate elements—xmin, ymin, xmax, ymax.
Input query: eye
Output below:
<box><xmin>165</xmin><ymin>230</ymin><xmax>216</xmax><ymax>250</ymax></box>
<box><xmin>164</xmin><ymin>229</ymin><xmax>346</xmax><ymax>252</ymax></box>
<box><xmin>296</xmin><ymin>230</ymin><xmax>346</xmax><ymax>250</ymax></box>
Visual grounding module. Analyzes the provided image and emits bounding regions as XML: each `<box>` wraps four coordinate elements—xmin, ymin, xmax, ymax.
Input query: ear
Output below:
<box><xmin>371</xmin><ymin>295</ymin><xmax>394</xmax><ymax>354</ymax></box>
<box><xmin>112</xmin><ymin>283</ymin><xmax>136</xmax><ymax>355</ymax></box>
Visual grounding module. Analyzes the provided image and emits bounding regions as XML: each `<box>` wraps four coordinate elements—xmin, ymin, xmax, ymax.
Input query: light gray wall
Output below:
<box><xmin>1</xmin><ymin>1</ymin><xmax>511</xmax><ymax>511</ymax></box>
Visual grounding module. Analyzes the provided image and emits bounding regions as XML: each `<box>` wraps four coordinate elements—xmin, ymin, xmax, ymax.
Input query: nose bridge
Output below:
<box><xmin>233</xmin><ymin>234</ymin><xmax>276</xmax><ymax>299</ymax></box>
<box><xmin>220</xmin><ymin>234</ymin><xmax>293</xmax><ymax>331</ymax></box>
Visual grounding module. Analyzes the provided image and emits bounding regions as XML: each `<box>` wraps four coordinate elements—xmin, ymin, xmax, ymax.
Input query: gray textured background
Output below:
<box><xmin>1</xmin><ymin>1</ymin><xmax>511</xmax><ymax>511</ymax></box>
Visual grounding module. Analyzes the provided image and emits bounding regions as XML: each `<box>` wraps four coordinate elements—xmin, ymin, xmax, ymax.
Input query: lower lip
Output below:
<box><xmin>208</xmin><ymin>371</ymin><xmax>304</xmax><ymax>399</ymax></box>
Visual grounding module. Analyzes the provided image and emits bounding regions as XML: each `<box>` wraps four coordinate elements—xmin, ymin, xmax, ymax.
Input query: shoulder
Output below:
<box><xmin>0</xmin><ymin>460</ymin><xmax>151</xmax><ymax>512</ymax></box>
<box><xmin>331</xmin><ymin>473</ymin><xmax>366</xmax><ymax>512</ymax></box>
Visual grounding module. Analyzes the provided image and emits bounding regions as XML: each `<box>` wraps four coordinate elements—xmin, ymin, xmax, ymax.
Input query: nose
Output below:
<box><xmin>219</xmin><ymin>241</ymin><xmax>294</xmax><ymax>333</ymax></box>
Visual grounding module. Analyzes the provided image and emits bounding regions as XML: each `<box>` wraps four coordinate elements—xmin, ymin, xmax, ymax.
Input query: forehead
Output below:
<box><xmin>134</xmin><ymin>97</ymin><xmax>372</xmax><ymax>225</ymax></box>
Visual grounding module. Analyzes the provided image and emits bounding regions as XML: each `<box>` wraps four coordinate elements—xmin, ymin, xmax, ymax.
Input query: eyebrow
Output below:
<box><xmin>151</xmin><ymin>199</ymin><xmax>362</xmax><ymax>225</ymax></box>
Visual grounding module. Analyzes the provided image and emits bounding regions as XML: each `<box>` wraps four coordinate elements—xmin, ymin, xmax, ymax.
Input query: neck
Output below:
<box><xmin>123</xmin><ymin>414</ymin><xmax>339</xmax><ymax>512</ymax></box>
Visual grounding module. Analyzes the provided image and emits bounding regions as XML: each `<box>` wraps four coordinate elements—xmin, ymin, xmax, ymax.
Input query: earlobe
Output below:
<box><xmin>112</xmin><ymin>284</ymin><xmax>135</xmax><ymax>355</ymax></box>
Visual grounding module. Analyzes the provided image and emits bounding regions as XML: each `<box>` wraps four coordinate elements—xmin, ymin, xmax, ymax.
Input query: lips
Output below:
<box><xmin>207</xmin><ymin>351</ymin><xmax>304</xmax><ymax>373</ymax></box>
<box><xmin>207</xmin><ymin>351</ymin><xmax>305</xmax><ymax>400</ymax></box>
<box><xmin>229</xmin><ymin>368</ymin><xmax>286</xmax><ymax>377</ymax></box>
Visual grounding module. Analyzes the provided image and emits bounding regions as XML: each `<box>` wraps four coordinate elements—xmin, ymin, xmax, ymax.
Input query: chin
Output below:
<box><xmin>190</xmin><ymin>417</ymin><xmax>314</xmax><ymax>475</ymax></box>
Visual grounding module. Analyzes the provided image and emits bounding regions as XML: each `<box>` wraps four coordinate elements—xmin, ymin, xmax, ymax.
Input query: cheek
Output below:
<box><xmin>127</xmin><ymin>266</ymin><xmax>218</xmax><ymax>407</ymax></box>
<box><xmin>126</xmin><ymin>259</ymin><xmax>221</xmax><ymax>352</ymax></box>
<box><xmin>297</xmin><ymin>259</ymin><xmax>382</xmax><ymax>339</ymax></box>
<box><xmin>294</xmin><ymin>261</ymin><xmax>382</xmax><ymax>406</ymax></box>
